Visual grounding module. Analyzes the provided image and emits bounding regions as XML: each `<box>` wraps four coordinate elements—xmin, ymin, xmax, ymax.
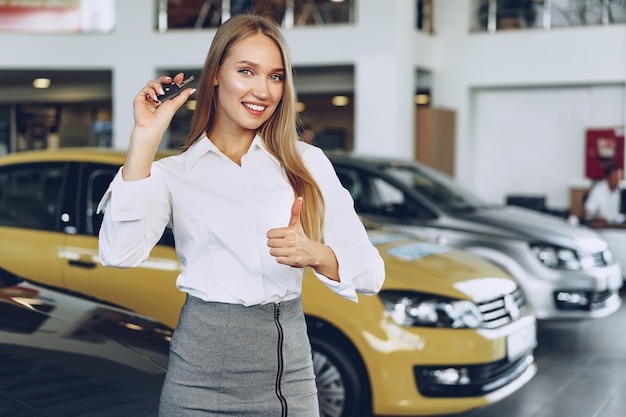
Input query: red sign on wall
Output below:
<box><xmin>0</xmin><ymin>1</ymin><xmax>81</xmax><ymax>32</ymax></box>
<box><xmin>585</xmin><ymin>128</ymin><xmax>625</xmax><ymax>180</ymax></box>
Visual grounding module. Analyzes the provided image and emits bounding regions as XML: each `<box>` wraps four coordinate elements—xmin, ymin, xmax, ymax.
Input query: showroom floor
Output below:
<box><xmin>455</xmin><ymin>289</ymin><xmax>626</xmax><ymax>417</ymax></box>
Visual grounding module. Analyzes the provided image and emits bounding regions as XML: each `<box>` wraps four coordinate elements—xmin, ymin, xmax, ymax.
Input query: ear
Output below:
<box><xmin>213</xmin><ymin>74</ymin><xmax>219</xmax><ymax>86</ymax></box>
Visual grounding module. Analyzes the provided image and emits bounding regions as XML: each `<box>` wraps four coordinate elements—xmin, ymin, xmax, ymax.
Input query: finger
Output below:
<box><xmin>267</xmin><ymin>228</ymin><xmax>292</xmax><ymax>244</ymax></box>
<box><xmin>269</xmin><ymin>247</ymin><xmax>291</xmax><ymax>258</ymax></box>
<box><xmin>141</xmin><ymin>81</ymin><xmax>165</xmax><ymax>103</ymax></box>
<box><xmin>171</xmin><ymin>72</ymin><xmax>185</xmax><ymax>84</ymax></box>
<box><xmin>147</xmin><ymin>79</ymin><xmax>165</xmax><ymax>94</ymax></box>
<box><xmin>144</xmin><ymin>76</ymin><xmax>177</xmax><ymax>102</ymax></box>
<box><xmin>267</xmin><ymin>226</ymin><xmax>292</xmax><ymax>239</ymax></box>
<box><xmin>288</xmin><ymin>197</ymin><xmax>303</xmax><ymax>227</ymax></box>
<box><xmin>271</xmin><ymin>250</ymin><xmax>298</xmax><ymax>266</ymax></box>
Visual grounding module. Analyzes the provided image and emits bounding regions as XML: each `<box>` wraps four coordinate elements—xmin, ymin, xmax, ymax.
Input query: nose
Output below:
<box><xmin>252</xmin><ymin>78</ymin><xmax>269</xmax><ymax>100</ymax></box>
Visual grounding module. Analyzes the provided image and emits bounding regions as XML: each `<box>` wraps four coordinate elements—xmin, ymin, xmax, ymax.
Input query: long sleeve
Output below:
<box><xmin>97</xmin><ymin>167</ymin><xmax>172</xmax><ymax>268</ymax></box>
<box><xmin>300</xmin><ymin>145</ymin><xmax>385</xmax><ymax>302</ymax></box>
<box><xmin>97</xmin><ymin>138</ymin><xmax>384</xmax><ymax>306</ymax></box>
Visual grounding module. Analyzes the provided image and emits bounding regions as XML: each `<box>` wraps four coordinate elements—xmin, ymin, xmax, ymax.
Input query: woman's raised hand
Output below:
<box><xmin>123</xmin><ymin>73</ymin><xmax>195</xmax><ymax>181</ymax></box>
<box><xmin>133</xmin><ymin>73</ymin><xmax>196</xmax><ymax>135</ymax></box>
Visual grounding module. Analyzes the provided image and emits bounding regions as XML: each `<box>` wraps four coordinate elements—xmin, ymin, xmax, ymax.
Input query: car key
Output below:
<box><xmin>157</xmin><ymin>75</ymin><xmax>195</xmax><ymax>101</ymax></box>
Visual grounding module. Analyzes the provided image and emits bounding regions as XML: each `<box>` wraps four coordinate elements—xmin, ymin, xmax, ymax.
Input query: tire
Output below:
<box><xmin>309</xmin><ymin>326</ymin><xmax>371</xmax><ymax>417</ymax></box>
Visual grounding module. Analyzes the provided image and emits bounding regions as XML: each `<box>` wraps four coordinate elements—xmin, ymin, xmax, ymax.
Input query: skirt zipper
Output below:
<box><xmin>274</xmin><ymin>302</ymin><xmax>288</xmax><ymax>417</ymax></box>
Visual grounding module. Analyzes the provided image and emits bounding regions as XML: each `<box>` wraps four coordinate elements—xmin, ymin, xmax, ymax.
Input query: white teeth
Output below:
<box><xmin>244</xmin><ymin>103</ymin><xmax>265</xmax><ymax>111</ymax></box>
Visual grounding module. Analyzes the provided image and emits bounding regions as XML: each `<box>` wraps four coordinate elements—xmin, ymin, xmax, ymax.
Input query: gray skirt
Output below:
<box><xmin>159</xmin><ymin>295</ymin><xmax>319</xmax><ymax>417</ymax></box>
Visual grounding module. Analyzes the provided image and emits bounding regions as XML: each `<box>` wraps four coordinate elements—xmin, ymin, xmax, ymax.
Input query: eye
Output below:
<box><xmin>270</xmin><ymin>74</ymin><xmax>284</xmax><ymax>82</ymax></box>
<box><xmin>239</xmin><ymin>68</ymin><xmax>253</xmax><ymax>76</ymax></box>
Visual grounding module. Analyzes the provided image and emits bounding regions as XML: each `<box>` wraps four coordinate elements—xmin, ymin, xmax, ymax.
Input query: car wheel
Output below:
<box><xmin>310</xmin><ymin>331</ymin><xmax>371</xmax><ymax>417</ymax></box>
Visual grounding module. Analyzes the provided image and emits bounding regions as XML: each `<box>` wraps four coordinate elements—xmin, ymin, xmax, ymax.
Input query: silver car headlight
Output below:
<box><xmin>530</xmin><ymin>243</ymin><xmax>594</xmax><ymax>270</ymax></box>
<box><xmin>379</xmin><ymin>291</ymin><xmax>483</xmax><ymax>329</ymax></box>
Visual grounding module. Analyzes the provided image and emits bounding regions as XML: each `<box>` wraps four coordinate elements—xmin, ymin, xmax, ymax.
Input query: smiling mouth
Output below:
<box><xmin>243</xmin><ymin>103</ymin><xmax>266</xmax><ymax>112</ymax></box>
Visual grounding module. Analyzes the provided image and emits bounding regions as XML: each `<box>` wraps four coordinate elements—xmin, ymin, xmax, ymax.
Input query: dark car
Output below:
<box><xmin>0</xmin><ymin>274</ymin><xmax>170</xmax><ymax>417</ymax></box>
<box><xmin>328</xmin><ymin>153</ymin><xmax>623</xmax><ymax>320</ymax></box>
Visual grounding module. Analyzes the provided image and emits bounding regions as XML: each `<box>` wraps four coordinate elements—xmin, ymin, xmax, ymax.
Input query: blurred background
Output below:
<box><xmin>1</xmin><ymin>0</ymin><xmax>625</xmax><ymax>214</ymax></box>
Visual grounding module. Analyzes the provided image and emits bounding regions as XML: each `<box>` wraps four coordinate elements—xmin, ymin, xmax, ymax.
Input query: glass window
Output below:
<box><xmin>362</xmin><ymin>175</ymin><xmax>412</xmax><ymax>217</ymax></box>
<box><xmin>84</xmin><ymin>167</ymin><xmax>116</xmax><ymax>236</ymax></box>
<box><xmin>379</xmin><ymin>162</ymin><xmax>488</xmax><ymax>213</ymax></box>
<box><xmin>371</xmin><ymin>177</ymin><xmax>405</xmax><ymax>206</ymax></box>
<box><xmin>0</xmin><ymin>164</ymin><xmax>66</xmax><ymax>231</ymax></box>
<box><xmin>335</xmin><ymin>163</ymin><xmax>438</xmax><ymax>220</ymax></box>
<box><xmin>336</xmin><ymin>166</ymin><xmax>408</xmax><ymax>218</ymax></box>
<box><xmin>472</xmin><ymin>0</ymin><xmax>626</xmax><ymax>32</ymax></box>
<box><xmin>0</xmin><ymin>105</ymin><xmax>10</xmax><ymax>155</ymax></box>
<box><xmin>0</xmin><ymin>69</ymin><xmax>113</xmax><ymax>152</ymax></box>
<box><xmin>158</xmin><ymin>0</ymin><xmax>355</xmax><ymax>31</ymax></box>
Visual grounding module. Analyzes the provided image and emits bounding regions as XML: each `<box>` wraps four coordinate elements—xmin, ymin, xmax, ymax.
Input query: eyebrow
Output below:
<box><xmin>236</xmin><ymin>60</ymin><xmax>285</xmax><ymax>73</ymax></box>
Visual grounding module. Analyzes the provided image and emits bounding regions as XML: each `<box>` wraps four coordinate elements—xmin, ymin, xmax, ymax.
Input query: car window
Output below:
<box><xmin>371</xmin><ymin>177</ymin><xmax>404</xmax><ymax>206</ymax></box>
<box><xmin>0</xmin><ymin>163</ymin><xmax>65</xmax><ymax>231</ymax></box>
<box><xmin>379</xmin><ymin>163</ymin><xmax>487</xmax><ymax>213</ymax></box>
<box><xmin>86</xmin><ymin>168</ymin><xmax>116</xmax><ymax>236</ymax></box>
<box><xmin>335</xmin><ymin>165</ymin><xmax>433</xmax><ymax>219</ymax></box>
<box><xmin>363</xmin><ymin>175</ymin><xmax>412</xmax><ymax>217</ymax></box>
<box><xmin>335</xmin><ymin>168</ymin><xmax>362</xmax><ymax>201</ymax></box>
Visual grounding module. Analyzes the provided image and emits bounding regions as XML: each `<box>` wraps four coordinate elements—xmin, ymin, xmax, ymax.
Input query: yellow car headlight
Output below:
<box><xmin>379</xmin><ymin>290</ymin><xmax>483</xmax><ymax>329</ymax></box>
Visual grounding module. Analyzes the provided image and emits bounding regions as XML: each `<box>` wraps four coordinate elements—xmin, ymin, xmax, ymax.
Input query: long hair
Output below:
<box><xmin>181</xmin><ymin>14</ymin><xmax>324</xmax><ymax>241</ymax></box>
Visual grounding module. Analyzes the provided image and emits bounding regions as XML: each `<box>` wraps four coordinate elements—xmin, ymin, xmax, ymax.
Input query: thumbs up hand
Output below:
<box><xmin>288</xmin><ymin>195</ymin><xmax>303</xmax><ymax>228</ymax></box>
<box><xmin>267</xmin><ymin>197</ymin><xmax>315</xmax><ymax>268</ymax></box>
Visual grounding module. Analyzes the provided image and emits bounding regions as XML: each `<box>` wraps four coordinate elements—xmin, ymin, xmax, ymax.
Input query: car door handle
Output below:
<box><xmin>68</xmin><ymin>260</ymin><xmax>97</xmax><ymax>269</ymax></box>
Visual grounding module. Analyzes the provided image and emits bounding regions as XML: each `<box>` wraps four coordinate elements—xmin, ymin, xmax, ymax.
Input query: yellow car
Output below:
<box><xmin>0</xmin><ymin>148</ymin><xmax>537</xmax><ymax>417</ymax></box>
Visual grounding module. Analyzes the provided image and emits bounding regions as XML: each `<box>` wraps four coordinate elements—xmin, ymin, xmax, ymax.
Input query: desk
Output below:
<box><xmin>588</xmin><ymin>222</ymin><xmax>626</xmax><ymax>230</ymax></box>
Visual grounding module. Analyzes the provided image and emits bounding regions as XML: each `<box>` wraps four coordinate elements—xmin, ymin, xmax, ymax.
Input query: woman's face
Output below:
<box><xmin>212</xmin><ymin>33</ymin><xmax>285</xmax><ymax>135</ymax></box>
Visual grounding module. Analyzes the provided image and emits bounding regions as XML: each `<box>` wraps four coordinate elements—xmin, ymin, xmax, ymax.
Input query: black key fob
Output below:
<box><xmin>157</xmin><ymin>75</ymin><xmax>195</xmax><ymax>101</ymax></box>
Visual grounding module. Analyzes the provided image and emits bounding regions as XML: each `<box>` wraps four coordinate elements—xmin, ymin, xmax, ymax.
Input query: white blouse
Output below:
<box><xmin>97</xmin><ymin>135</ymin><xmax>385</xmax><ymax>306</ymax></box>
<box><xmin>584</xmin><ymin>180</ymin><xmax>624</xmax><ymax>224</ymax></box>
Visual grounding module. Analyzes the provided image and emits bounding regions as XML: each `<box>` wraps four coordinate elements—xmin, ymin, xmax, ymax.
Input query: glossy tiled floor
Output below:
<box><xmin>457</xmin><ymin>289</ymin><xmax>626</xmax><ymax>417</ymax></box>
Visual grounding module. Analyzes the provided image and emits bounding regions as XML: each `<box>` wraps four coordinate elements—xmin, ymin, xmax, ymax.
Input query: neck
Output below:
<box><xmin>208</xmin><ymin>131</ymin><xmax>255</xmax><ymax>165</ymax></box>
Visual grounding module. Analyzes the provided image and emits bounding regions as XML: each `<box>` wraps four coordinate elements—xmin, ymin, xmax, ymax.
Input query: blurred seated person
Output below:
<box><xmin>584</xmin><ymin>163</ymin><xmax>625</xmax><ymax>227</ymax></box>
<box><xmin>297</xmin><ymin>124</ymin><xmax>316</xmax><ymax>145</ymax></box>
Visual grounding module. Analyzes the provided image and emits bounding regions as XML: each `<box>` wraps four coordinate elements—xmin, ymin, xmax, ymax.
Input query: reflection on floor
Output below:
<box><xmin>458</xmin><ymin>289</ymin><xmax>626</xmax><ymax>417</ymax></box>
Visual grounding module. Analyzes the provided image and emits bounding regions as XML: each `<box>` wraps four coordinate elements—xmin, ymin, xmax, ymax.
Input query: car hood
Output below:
<box><xmin>0</xmin><ymin>282</ymin><xmax>168</xmax><ymax>417</ymax></box>
<box><xmin>450</xmin><ymin>206</ymin><xmax>608</xmax><ymax>252</ymax></box>
<box><xmin>369</xmin><ymin>229</ymin><xmax>519</xmax><ymax>303</ymax></box>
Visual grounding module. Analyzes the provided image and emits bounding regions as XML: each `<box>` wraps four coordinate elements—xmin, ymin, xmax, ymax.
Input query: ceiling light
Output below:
<box><xmin>296</xmin><ymin>101</ymin><xmax>306</xmax><ymax>112</ymax></box>
<box><xmin>331</xmin><ymin>95</ymin><xmax>349</xmax><ymax>107</ymax></box>
<box><xmin>33</xmin><ymin>78</ymin><xmax>51</xmax><ymax>89</ymax></box>
<box><xmin>415</xmin><ymin>94</ymin><xmax>430</xmax><ymax>105</ymax></box>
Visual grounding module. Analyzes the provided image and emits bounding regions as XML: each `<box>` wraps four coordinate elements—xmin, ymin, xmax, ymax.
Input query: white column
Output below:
<box><xmin>353</xmin><ymin>0</ymin><xmax>416</xmax><ymax>158</ymax></box>
<box><xmin>431</xmin><ymin>0</ymin><xmax>473</xmax><ymax>184</ymax></box>
<box><xmin>111</xmin><ymin>0</ymin><xmax>156</xmax><ymax>149</ymax></box>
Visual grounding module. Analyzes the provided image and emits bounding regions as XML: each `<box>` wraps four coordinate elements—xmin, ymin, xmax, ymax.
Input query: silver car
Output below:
<box><xmin>328</xmin><ymin>154</ymin><xmax>623</xmax><ymax>320</ymax></box>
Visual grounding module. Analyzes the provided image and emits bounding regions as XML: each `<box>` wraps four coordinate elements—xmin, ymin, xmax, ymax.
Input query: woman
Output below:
<box><xmin>98</xmin><ymin>14</ymin><xmax>384</xmax><ymax>417</ymax></box>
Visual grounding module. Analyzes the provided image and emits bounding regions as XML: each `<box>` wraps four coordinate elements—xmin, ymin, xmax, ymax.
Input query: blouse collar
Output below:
<box><xmin>184</xmin><ymin>133</ymin><xmax>281</xmax><ymax>170</ymax></box>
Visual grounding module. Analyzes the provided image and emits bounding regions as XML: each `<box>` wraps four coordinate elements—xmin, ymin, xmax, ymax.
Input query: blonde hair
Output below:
<box><xmin>181</xmin><ymin>14</ymin><xmax>324</xmax><ymax>241</ymax></box>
